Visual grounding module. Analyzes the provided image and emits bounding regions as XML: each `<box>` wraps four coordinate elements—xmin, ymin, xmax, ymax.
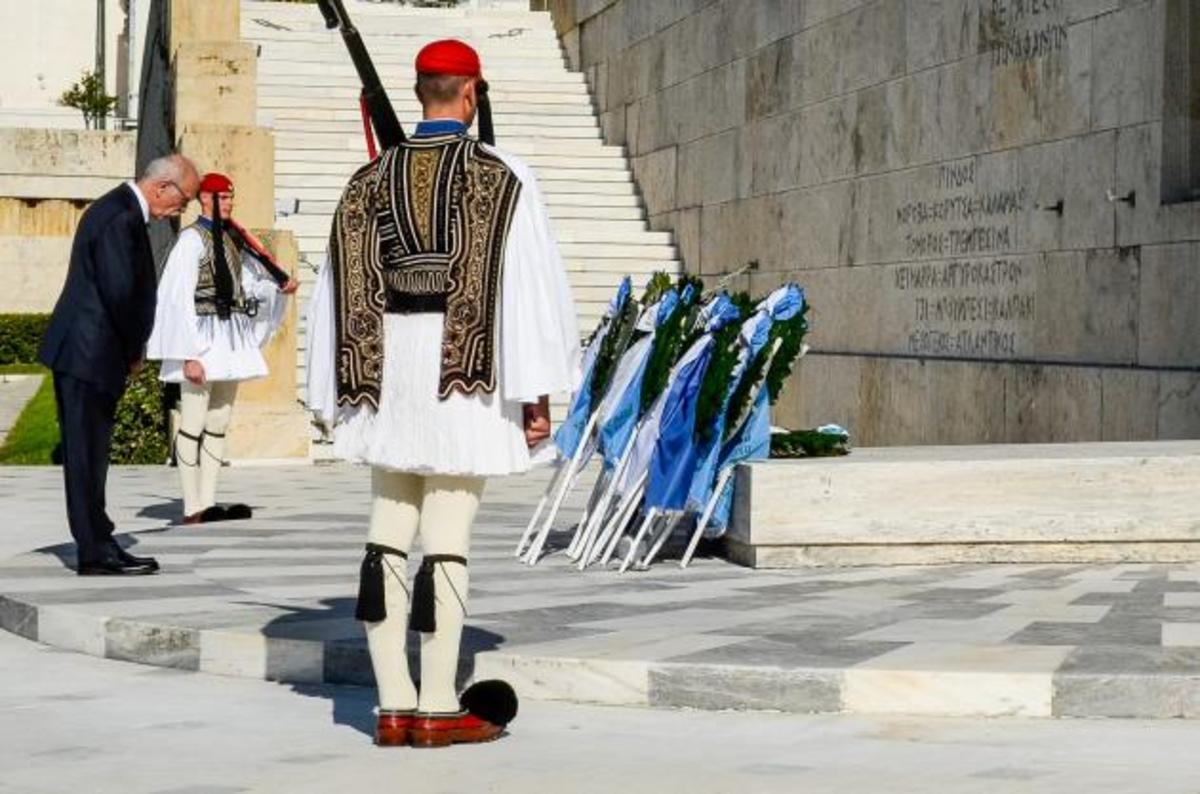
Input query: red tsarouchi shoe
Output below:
<box><xmin>409</xmin><ymin>710</ymin><xmax>503</xmax><ymax>748</ymax></box>
<box><xmin>375</xmin><ymin>710</ymin><xmax>415</xmax><ymax>747</ymax></box>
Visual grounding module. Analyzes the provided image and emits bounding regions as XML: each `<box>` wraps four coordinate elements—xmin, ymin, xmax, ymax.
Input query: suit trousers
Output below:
<box><xmin>53</xmin><ymin>372</ymin><xmax>121</xmax><ymax>564</ymax></box>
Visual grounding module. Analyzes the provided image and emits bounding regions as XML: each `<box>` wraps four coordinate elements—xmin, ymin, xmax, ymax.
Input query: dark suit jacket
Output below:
<box><xmin>39</xmin><ymin>184</ymin><xmax>157</xmax><ymax>396</ymax></box>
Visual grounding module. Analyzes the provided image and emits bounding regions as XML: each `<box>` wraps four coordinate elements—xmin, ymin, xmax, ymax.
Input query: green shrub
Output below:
<box><xmin>0</xmin><ymin>364</ymin><xmax>168</xmax><ymax>466</ymax></box>
<box><xmin>0</xmin><ymin>314</ymin><xmax>50</xmax><ymax>365</ymax></box>
<box><xmin>0</xmin><ymin>311</ymin><xmax>169</xmax><ymax>465</ymax></box>
<box><xmin>110</xmin><ymin>363</ymin><xmax>169</xmax><ymax>465</ymax></box>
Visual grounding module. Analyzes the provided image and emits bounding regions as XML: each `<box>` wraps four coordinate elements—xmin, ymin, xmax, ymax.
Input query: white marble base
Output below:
<box><xmin>730</xmin><ymin>441</ymin><xmax>1200</xmax><ymax>568</ymax></box>
<box><xmin>473</xmin><ymin>652</ymin><xmax>649</xmax><ymax>706</ymax></box>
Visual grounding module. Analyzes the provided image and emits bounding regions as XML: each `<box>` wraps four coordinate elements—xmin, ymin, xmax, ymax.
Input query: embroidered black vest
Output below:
<box><xmin>190</xmin><ymin>221</ymin><xmax>248</xmax><ymax>316</ymax></box>
<box><xmin>329</xmin><ymin>134</ymin><xmax>522</xmax><ymax>407</ymax></box>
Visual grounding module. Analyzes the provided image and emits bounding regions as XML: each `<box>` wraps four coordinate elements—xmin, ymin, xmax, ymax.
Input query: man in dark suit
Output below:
<box><xmin>39</xmin><ymin>154</ymin><xmax>200</xmax><ymax>575</ymax></box>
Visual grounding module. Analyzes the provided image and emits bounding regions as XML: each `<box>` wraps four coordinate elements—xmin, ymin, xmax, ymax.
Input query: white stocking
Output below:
<box><xmin>198</xmin><ymin>381</ymin><xmax>238</xmax><ymax>510</ymax></box>
<box><xmin>365</xmin><ymin>468</ymin><xmax>421</xmax><ymax>711</ymax></box>
<box><xmin>176</xmin><ymin>382</ymin><xmax>209</xmax><ymax>516</ymax></box>
<box><xmin>416</xmin><ymin>473</ymin><xmax>485</xmax><ymax>714</ymax></box>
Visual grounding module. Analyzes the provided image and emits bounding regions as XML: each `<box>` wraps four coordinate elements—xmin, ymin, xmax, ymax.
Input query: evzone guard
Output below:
<box><xmin>307</xmin><ymin>39</ymin><xmax>578</xmax><ymax>746</ymax></box>
<box><xmin>147</xmin><ymin>172</ymin><xmax>298</xmax><ymax>525</ymax></box>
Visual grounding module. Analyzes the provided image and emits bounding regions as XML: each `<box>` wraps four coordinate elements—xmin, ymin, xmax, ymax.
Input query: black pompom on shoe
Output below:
<box><xmin>224</xmin><ymin>503</ymin><xmax>253</xmax><ymax>521</ymax></box>
<box><xmin>460</xmin><ymin>680</ymin><xmax>518</xmax><ymax>727</ymax></box>
<box><xmin>199</xmin><ymin>505</ymin><xmax>229</xmax><ymax>523</ymax></box>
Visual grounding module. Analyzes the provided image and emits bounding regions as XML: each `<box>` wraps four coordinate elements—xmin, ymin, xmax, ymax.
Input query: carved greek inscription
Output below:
<box><xmin>896</xmin><ymin>162</ymin><xmax>1027</xmax><ymax>260</ymax></box>
<box><xmin>895</xmin><ymin>258</ymin><xmax>1036</xmax><ymax>358</ymax></box>
<box><xmin>981</xmin><ymin>0</ymin><xmax>1068</xmax><ymax>68</ymax></box>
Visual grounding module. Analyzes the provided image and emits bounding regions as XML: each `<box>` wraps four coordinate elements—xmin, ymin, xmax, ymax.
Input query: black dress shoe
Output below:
<box><xmin>224</xmin><ymin>503</ymin><xmax>253</xmax><ymax>521</ymax></box>
<box><xmin>78</xmin><ymin>554</ymin><xmax>158</xmax><ymax>576</ymax></box>
<box><xmin>109</xmin><ymin>543</ymin><xmax>160</xmax><ymax>572</ymax></box>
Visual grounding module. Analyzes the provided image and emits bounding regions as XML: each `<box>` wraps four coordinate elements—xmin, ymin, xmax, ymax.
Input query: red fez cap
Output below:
<box><xmin>415</xmin><ymin>39</ymin><xmax>482</xmax><ymax>78</ymax></box>
<box><xmin>199</xmin><ymin>173</ymin><xmax>234</xmax><ymax>194</ymax></box>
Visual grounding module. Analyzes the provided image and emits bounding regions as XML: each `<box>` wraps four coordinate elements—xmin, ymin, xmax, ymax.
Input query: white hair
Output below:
<box><xmin>139</xmin><ymin>153</ymin><xmax>196</xmax><ymax>183</ymax></box>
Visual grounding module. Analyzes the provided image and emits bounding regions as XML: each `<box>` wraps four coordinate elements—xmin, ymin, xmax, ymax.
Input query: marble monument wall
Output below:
<box><xmin>548</xmin><ymin>0</ymin><xmax>1200</xmax><ymax>444</ymax></box>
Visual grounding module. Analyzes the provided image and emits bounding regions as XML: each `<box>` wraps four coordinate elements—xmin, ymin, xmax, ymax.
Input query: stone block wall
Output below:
<box><xmin>549</xmin><ymin>0</ymin><xmax>1200</xmax><ymax>445</ymax></box>
<box><xmin>0</xmin><ymin>129</ymin><xmax>136</xmax><ymax>312</ymax></box>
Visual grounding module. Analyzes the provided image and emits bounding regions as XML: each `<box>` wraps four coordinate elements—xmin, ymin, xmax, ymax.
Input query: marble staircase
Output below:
<box><xmin>240</xmin><ymin>0</ymin><xmax>682</xmax><ymax>403</ymax></box>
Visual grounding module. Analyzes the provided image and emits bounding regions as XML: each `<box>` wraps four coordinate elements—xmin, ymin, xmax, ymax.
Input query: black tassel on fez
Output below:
<box><xmin>409</xmin><ymin>555</ymin><xmax>467</xmax><ymax>633</ymax></box>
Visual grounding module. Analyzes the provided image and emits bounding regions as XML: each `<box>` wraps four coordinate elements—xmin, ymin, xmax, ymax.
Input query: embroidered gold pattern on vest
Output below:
<box><xmin>329</xmin><ymin>163</ymin><xmax>387</xmax><ymax>409</ymax></box>
<box><xmin>192</xmin><ymin>223</ymin><xmax>247</xmax><ymax>316</ymax></box>
<box><xmin>329</xmin><ymin>134</ymin><xmax>521</xmax><ymax>409</ymax></box>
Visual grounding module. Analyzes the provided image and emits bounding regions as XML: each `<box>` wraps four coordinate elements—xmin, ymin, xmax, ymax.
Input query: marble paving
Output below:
<box><xmin>3</xmin><ymin>463</ymin><xmax>1200</xmax><ymax>718</ymax></box>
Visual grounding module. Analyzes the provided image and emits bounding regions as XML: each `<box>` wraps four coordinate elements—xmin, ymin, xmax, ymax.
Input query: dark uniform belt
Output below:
<box><xmin>384</xmin><ymin>291</ymin><xmax>448</xmax><ymax>314</ymax></box>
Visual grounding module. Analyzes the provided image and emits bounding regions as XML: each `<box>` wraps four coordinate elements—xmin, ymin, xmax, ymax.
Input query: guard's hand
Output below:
<box><xmin>280</xmin><ymin>276</ymin><xmax>299</xmax><ymax>295</ymax></box>
<box><xmin>183</xmin><ymin>359</ymin><xmax>206</xmax><ymax>386</ymax></box>
<box><xmin>523</xmin><ymin>396</ymin><xmax>551</xmax><ymax>449</ymax></box>
<box><xmin>128</xmin><ymin>358</ymin><xmax>145</xmax><ymax>376</ymax></box>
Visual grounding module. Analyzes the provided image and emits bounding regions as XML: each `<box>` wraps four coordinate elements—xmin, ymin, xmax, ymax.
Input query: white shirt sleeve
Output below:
<box><xmin>146</xmin><ymin>229</ymin><xmax>207</xmax><ymax>361</ymax></box>
<box><xmin>491</xmin><ymin>148</ymin><xmax>581</xmax><ymax>403</ymax></box>
<box><xmin>305</xmin><ymin>254</ymin><xmax>339</xmax><ymax>426</ymax></box>
<box><xmin>242</xmin><ymin>250</ymin><xmax>288</xmax><ymax>347</ymax></box>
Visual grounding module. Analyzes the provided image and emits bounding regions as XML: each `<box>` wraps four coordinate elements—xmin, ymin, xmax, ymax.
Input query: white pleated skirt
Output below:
<box><xmin>332</xmin><ymin>313</ymin><xmax>532</xmax><ymax>477</ymax></box>
<box><xmin>158</xmin><ymin>314</ymin><xmax>270</xmax><ymax>383</ymax></box>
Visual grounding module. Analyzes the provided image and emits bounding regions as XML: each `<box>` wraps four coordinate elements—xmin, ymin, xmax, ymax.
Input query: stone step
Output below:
<box><xmin>243</xmin><ymin>21</ymin><xmax>558</xmax><ymax>39</ymax></box>
<box><xmin>274</xmin><ymin>127</ymin><xmax>602</xmax><ymax>148</ymax></box>
<box><xmin>252</xmin><ymin>40</ymin><xmax>564</xmax><ymax>61</ymax></box>
<box><xmin>262</xmin><ymin>102</ymin><xmax>592</xmax><ymax>121</ymax></box>
<box><xmin>546</xmin><ymin>204</ymin><xmax>647</xmax><ymax>220</ymax></box>
<box><xmin>266</xmin><ymin>115</ymin><xmax>600</xmax><ymax>133</ymax></box>
<box><xmin>276</xmin><ymin>137</ymin><xmax>622</xmax><ymax>158</ymax></box>
<box><xmin>275</xmin><ymin>154</ymin><xmax>624</xmax><ymax>175</ymax></box>
<box><xmin>275</xmin><ymin>179</ymin><xmax>636</xmax><ymax>202</ymax></box>
<box><xmin>242</xmin><ymin>1</ymin><xmax>555</xmax><ymax>21</ymax></box>
<box><xmin>245</xmin><ymin>30</ymin><xmax>560</xmax><ymax>48</ymax></box>
<box><xmin>282</xmin><ymin>200</ymin><xmax>647</xmax><ymax>220</ymax></box>
<box><xmin>258</xmin><ymin>85</ymin><xmax>589</xmax><ymax>103</ymax></box>
<box><xmin>277</xmin><ymin>211</ymin><xmax>668</xmax><ymax>245</ymax></box>
<box><xmin>283</xmin><ymin>192</ymin><xmax>644</xmax><ymax>213</ymax></box>
<box><xmin>242</xmin><ymin>6</ymin><xmax>556</xmax><ymax>29</ymax></box>
<box><xmin>255</xmin><ymin>60</ymin><xmax>582</xmax><ymax>81</ymax></box>
<box><xmin>258</xmin><ymin>80</ymin><xmax>587</xmax><ymax>98</ymax></box>
<box><xmin>275</xmin><ymin>167</ymin><xmax>630</xmax><ymax>189</ymax></box>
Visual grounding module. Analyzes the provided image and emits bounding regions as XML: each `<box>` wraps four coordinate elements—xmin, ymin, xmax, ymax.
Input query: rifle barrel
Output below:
<box><xmin>316</xmin><ymin>0</ymin><xmax>405</xmax><ymax>148</ymax></box>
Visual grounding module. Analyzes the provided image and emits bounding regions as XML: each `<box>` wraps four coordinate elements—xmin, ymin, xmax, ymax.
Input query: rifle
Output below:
<box><xmin>315</xmin><ymin>0</ymin><xmax>406</xmax><ymax>150</ymax></box>
<box><xmin>227</xmin><ymin>219</ymin><xmax>293</xmax><ymax>289</ymax></box>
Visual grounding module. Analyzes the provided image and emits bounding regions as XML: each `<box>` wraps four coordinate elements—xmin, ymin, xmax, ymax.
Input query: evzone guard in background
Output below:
<box><xmin>307</xmin><ymin>39</ymin><xmax>579</xmax><ymax>747</ymax></box>
<box><xmin>147</xmin><ymin>172</ymin><xmax>298</xmax><ymax>525</ymax></box>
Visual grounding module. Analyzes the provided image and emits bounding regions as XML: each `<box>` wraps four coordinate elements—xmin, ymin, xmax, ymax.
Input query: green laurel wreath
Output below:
<box><xmin>693</xmin><ymin>291</ymin><xmax>754</xmax><ymax>443</ymax></box>
<box><xmin>587</xmin><ymin>295</ymin><xmax>641</xmax><ymax>408</ymax></box>
<box><xmin>724</xmin><ymin>302</ymin><xmax>809</xmax><ymax>439</ymax></box>
<box><xmin>769</xmin><ymin>429</ymin><xmax>849</xmax><ymax>458</ymax></box>
<box><xmin>638</xmin><ymin>274</ymin><xmax>704</xmax><ymax>415</ymax></box>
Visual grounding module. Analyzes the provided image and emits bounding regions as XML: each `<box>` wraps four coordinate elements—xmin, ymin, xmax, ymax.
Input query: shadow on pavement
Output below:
<box><xmin>262</xmin><ymin>597</ymin><xmax>508</xmax><ymax>738</ymax></box>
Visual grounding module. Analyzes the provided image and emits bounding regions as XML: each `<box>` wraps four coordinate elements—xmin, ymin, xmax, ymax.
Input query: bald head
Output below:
<box><xmin>136</xmin><ymin>154</ymin><xmax>200</xmax><ymax>219</ymax></box>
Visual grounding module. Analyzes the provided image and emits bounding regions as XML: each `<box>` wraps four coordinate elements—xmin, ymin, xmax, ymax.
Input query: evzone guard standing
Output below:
<box><xmin>307</xmin><ymin>40</ymin><xmax>578</xmax><ymax>747</ymax></box>
<box><xmin>147</xmin><ymin>173</ymin><xmax>298</xmax><ymax>525</ymax></box>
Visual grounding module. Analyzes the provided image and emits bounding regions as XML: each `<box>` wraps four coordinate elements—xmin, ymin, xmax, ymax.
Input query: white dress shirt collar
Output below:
<box><xmin>125</xmin><ymin>180</ymin><xmax>150</xmax><ymax>223</ymax></box>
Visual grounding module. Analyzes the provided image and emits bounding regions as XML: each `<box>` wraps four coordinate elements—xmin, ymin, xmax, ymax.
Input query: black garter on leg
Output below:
<box><xmin>409</xmin><ymin>554</ymin><xmax>468</xmax><ymax>633</ymax></box>
<box><xmin>355</xmin><ymin>543</ymin><xmax>408</xmax><ymax>622</ymax></box>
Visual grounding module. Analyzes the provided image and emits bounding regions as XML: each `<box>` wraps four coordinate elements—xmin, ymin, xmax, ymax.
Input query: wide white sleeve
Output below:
<box><xmin>499</xmin><ymin>165</ymin><xmax>581</xmax><ymax>403</ymax></box>
<box><xmin>305</xmin><ymin>256</ymin><xmax>339</xmax><ymax>426</ymax></box>
<box><xmin>145</xmin><ymin>229</ymin><xmax>206</xmax><ymax>361</ymax></box>
<box><xmin>242</xmin><ymin>251</ymin><xmax>288</xmax><ymax>348</ymax></box>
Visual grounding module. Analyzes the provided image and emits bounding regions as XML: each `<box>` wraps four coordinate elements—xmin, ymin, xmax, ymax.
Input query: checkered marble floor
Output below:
<box><xmin>3</xmin><ymin>463</ymin><xmax>1200</xmax><ymax>718</ymax></box>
